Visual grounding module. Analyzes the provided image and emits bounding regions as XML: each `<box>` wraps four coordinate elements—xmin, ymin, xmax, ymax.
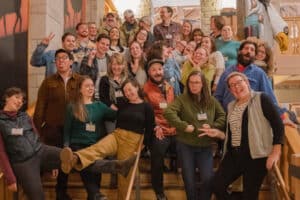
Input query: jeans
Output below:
<box><xmin>12</xmin><ymin>145</ymin><xmax>61</xmax><ymax>200</ymax></box>
<box><xmin>176</xmin><ymin>141</ymin><xmax>214</xmax><ymax>200</ymax></box>
<box><xmin>150</xmin><ymin>135</ymin><xmax>176</xmax><ymax>194</ymax></box>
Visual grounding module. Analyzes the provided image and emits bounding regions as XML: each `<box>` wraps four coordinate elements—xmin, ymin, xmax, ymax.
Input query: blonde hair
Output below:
<box><xmin>107</xmin><ymin>53</ymin><xmax>128</xmax><ymax>78</ymax></box>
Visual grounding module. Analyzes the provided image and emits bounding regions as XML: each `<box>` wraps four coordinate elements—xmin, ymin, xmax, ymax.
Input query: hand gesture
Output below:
<box><xmin>154</xmin><ymin>126</ymin><xmax>165</xmax><ymax>140</ymax></box>
<box><xmin>185</xmin><ymin>125</ymin><xmax>195</xmax><ymax>133</ymax></box>
<box><xmin>7</xmin><ymin>183</ymin><xmax>17</xmax><ymax>192</ymax></box>
<box><xmin>41</xmin><ymin>32</ymin><xmax>55</xmax><ymax>45</ymax></box>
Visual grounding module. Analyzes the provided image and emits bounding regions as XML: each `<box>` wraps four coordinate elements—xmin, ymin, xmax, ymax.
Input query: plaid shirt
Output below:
<box><xmin>153</xmin><ymin>21</ymin><xmax>182</xmax><ymax>47</ymax></box>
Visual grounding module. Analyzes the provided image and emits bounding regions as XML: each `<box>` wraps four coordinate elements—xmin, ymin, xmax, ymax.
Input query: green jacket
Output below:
<box><xmin>164</xmin><ymin>93</ymin><xmax>226</xmax><ymax>147</ymax></box>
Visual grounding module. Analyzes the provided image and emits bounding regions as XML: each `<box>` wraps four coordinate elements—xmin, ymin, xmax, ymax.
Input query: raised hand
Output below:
<box><xmin>41</xmin><ymin>32</ymin><xmax>55</xmax><ymax>45</ymax></box>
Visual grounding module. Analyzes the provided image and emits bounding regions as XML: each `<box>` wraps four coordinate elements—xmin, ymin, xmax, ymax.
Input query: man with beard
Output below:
<box><xmin>74</xmin><ymin>22</ymin><xmax>96</xmax><ymax>64</ymax></box>
<box><xmin>143</xmin><ymin>59</ymin><xmax>176</xmax><ymax>200</ymax></box>
<box><xmin>214</xmin><ymin>40</ymin><xmax>284</xmax><ymax>115</ymax></box>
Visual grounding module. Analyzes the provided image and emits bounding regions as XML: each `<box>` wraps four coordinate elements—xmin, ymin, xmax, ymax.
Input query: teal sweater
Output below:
<box><xmin>215</xmin><ymin>39</ymin><xmax>240</xmax><ymax>68</ymax></box>
<box><xmin>164</xmin><ymin>93</ymin><xmax>226</xmax><ymax>147</ymax></box>
<box><xmin>63</xmin><ymin>102</ymin><xmax>117</xmax><ymax>146</ymax></box>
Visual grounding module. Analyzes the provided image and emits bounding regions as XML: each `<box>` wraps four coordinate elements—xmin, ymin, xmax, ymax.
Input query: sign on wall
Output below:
<box><xmin>0</xmin><ymin>0</ymin><xmax>29</xmax><ymax>101</ymax></box>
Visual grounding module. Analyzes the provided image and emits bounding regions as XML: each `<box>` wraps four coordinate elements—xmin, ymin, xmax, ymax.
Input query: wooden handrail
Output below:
<box><xmin>285</xmin><ymin>126</ymin><xmax>300</xmax><ymax>154</ymax></box>
<box><xmin>125</xmin><ymin>136</ymin><xmax>144</xmax><ymax>200</ymax></box>
<box><xmin>273</xmin><ymin>164</ymin><xmax>291</xmax><ymax>200</ymax></box>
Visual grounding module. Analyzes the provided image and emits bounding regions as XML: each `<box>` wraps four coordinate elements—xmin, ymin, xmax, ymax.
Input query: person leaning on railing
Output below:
<box><xmin>203</xmin><ymin>72</ymin><xmax>284</xmax><ymax>200</ymax></box>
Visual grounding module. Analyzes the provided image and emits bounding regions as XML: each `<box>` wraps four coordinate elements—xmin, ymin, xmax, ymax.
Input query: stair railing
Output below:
<box><xmin>125</xmin><ymin>135</ymin><xmax>144</xmax><ymax>200</ymax></box>
<box><xmin>280</xmin><ymin>126</ymin><xmax>300</xmax><ymax>200</ymax></box>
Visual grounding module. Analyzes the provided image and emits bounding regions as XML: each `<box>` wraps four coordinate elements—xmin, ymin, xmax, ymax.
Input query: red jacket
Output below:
<box><xmin>143</xmin><ymin>80</ymin><xmax>176</xmax><ymax>136</ymax></box>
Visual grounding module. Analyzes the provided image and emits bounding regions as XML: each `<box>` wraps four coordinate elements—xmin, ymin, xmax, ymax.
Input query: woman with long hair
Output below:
<box><xmin>181</xmin><ymin>20</ymin><xmax>193</xmax><ymax>42</ymax></box>
<box><xmin>61</xmin><ymin>78</ymin><xmax>155</xmax><ymax>200</ymax></box>
<box><xmin>128</xmin><ymin>41</ymin><xmax>147</xmax><ymax>86</ymax></box>
<box><xmin>164</xmin><ymin>71</ymin><xmax>226</xmax><ymax>200</ymax></box>
<box><xmin>108</xmin><ymin>27</ymin><xmax>128</xmax><ymax>58</ymax></box>
<box><xmin>63</xmin><ymin>76</ymin><xmax>117</xmax><ymax>200</ymax></box>
<box><xmin>192</xmin><ymin>28</ymin><xmax>204</xmax><ymax>45</ymax></box>
<box><xmin>200</xmin><ymin>36</ymin><xmax>225</xmax><ymax>92</ymax></box>
<box><xmin>181</xmin><ymin>45</ymin><xmax>216</xmax><ymax>93</ymax></box>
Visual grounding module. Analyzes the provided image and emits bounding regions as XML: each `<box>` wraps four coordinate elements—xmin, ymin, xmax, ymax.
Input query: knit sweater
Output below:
<box><xmin>63</xmin><ymin>102</ymin><xmax>116</xmax><ymax>146</ymax></box>
<box><xmin>164</xmin><ymin>93</ymin><xmax>226</xmax><ymax>147</ymax></box>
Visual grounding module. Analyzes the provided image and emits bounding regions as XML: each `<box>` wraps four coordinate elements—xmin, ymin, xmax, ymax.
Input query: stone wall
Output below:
<box><xmin>28</xmin><ymin>0</ymin><xmax>64</xmax><ymax>105</ymax></box>
<box><xmin>200</xmin><ymin>0</ymin><xmax>221</xmax><ymax>35</ymax></box>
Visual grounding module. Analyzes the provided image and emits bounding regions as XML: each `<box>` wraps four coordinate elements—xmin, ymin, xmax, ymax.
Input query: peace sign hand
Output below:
<box><xmin>41</xmin><ymin>32</ymin><xmax>55</xmax><ymax>45</ymax></box>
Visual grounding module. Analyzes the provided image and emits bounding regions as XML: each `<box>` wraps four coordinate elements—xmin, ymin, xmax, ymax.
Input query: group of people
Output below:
<box><xmin>0</xmin><ymin>4</ymin><xmax>296</xmax><ymax>200</ymax></box>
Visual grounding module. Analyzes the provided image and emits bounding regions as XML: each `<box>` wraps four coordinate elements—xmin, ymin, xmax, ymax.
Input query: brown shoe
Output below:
<box><xmin>60</xmin><ymin>147</ymin><xmax>78</xmax><ymax>174</ymax></box>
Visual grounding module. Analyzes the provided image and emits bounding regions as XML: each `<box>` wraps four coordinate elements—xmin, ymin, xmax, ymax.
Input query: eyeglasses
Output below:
<box><xmin>55</xmin><ymin>56</ymin><xmax>69</xmax><ymax>61</ymax></box>
<box><xmin>228</xmin><ymin>79</ymin><xmax>245</xmax><ymax>89</ymax></box>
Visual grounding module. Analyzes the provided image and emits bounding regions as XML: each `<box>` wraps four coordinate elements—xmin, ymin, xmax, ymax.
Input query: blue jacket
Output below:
<box><xmin>30</xmin><ymin>43</ymin><xmax>80</xmax><ymax>77</ymax></box>
<box><xmin>164</xmin><ymin>57</ymin><xmax>182</xmax><ymax>96</ymax></box>
<box><xmin>214</xmin><ymin>63</ymin><xmax>285</xmax><ymax>115</ymax></box>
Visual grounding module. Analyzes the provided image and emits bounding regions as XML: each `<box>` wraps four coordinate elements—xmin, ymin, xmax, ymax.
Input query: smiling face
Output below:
<box><xmin>182</xmin><ymin>21</ymin><xmax>192</xmax><ymax>36</ymax></box>
<box><xmin>221</xmin><ymin>25</ymin><xmax>233</xmax><ymax>41</ymax></box>
<box><xmin>228</xmin><ymin>75</ymin><xmax>251</xmax><ymax>101</ymax></box>
<box><xmin>136</xmin><ymin>29</ymin><xmax>148</xmax><ymax>44</ymax></box>
<box><xmin>256</xmin><ymin>45</ymin><xmax>267</xmax><ymax>61</ymax></box>
<box><xmin>238</xmin><ymin>43</ymin><xmax>256</xmax><ymax>66</ymax></box>
<box><xmin>111</xmin><ymin>59</ymin><xmax>125</xmax><ymax>77</ymax></box>
<box><xmin>200</xmin><ymin>37</ymin><xmax>212</xmax><ymax>52</ymax></box>
<box><xmin>193</xmin><ymin>47</ymin><xmax>208</xmax><ymax>64</ymax></box>
<box><xmin>130</xmin><ymin>42</ymin><xmax>142</xmax><ymax>59</ymax></box>
<box><xmin>62</xmin><ymin>35</ymin><xmax>76</xmax><ymax>51</ymax></box>
<box><xmin>4</xmin><ymin>93</ymin><xmax>25</xmax><ymax>112</ymax></box>
<box><xmin>109</xmin><ymin>28</ymin><xmax>120</xmax><ymax>41</ymax></box>
<box><xmin>76</xmin><ymin>23</ymin><xmax>89</xmax><ymax>38</ymax></box>
<box><xmin>80</xmin><ymin>78</ymin><xmax>95</xmax><ymax>99</ymax></box>
<box><xmin>148</xmin><ymin>62</ymin><xmax>164</xmax><ymax>84</ymax></box>
<box><xmin>188</xmin><ymin>74</ymin><xmax>203</xmax><ymax>95</ymax></box>
<box><xmin>96</xmin><ymin>38</ymin><xmax>110</xmax><ymax>55</ymax></box>
<box><xmin>123</xmin><ymin>82</ymin><xmax>141</xmax><ymax>103</ymax></box>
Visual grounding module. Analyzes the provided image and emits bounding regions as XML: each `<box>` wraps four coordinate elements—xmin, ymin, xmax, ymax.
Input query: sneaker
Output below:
<box><xmin>60</xmin><ymin>147</ymin><xmax>78</xmax><ymax>174</ymax></box>
<box><xmin>116</xmin><ymin>153</ymin><xmax>137</xmax><ymax>177</ymax></box>
<box><xmin>156</xmin><ymin>193</ymin><xmax>167</xmax><ymax>200</ymax></box>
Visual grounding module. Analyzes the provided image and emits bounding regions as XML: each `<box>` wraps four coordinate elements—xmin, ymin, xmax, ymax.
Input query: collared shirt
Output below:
<box><xmin>153</xmin><ymin>21</ymin><xmax>182</xmax><ymax>47</ymax></box>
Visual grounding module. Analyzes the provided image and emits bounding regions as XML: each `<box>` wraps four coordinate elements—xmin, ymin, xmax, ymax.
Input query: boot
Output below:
<box><xmin>60</xmin><ymin>147</ymin><xmax>78</xmax><ymax>174</ymax></box>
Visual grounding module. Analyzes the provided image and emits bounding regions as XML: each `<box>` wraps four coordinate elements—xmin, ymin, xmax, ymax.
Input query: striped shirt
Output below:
<box><xmin>229</xmin><ymin>102</ymin><xmax>248</xmax><ymax>147</ymax></box>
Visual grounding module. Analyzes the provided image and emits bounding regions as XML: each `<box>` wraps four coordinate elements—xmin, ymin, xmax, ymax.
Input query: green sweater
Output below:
<box><xmin>164</xmin><ymin>93</ymin><xmax>226</xmax><ymax>147</ymax></box>
<box><xmin>63</xmin><ymin>102</ymin><xmax>117</xmax><ymax>146</ymax></box>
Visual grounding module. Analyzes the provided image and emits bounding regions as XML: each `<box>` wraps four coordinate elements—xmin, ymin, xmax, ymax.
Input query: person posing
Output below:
<box><xmin>80</xmin><ymin>34</ymin><xmax>111</xmax><ymax>100</ymax></box>
<box><xmin>30</xmin><ymin>32</ymin><xmax>78</xmax><ymax>76</ymax></box>
<box><xmin>153</xmin><ymin>6</ymin><xmax>182</xmax><ymax>48</ymax></box>
<box><xmin>181</xmin><ymin>45</ymin><xmax>216</xmax><ymax>93</ymax></box>
<box><xmin>99</xmin><ymin>53</ymin><xmax>128</xmax><ymax>132</ymax></box>
<box><xmin>33</xmin><ymin>49</ymin><xmax>82</xmax><ymax>199</ymax></box>
<box><xmin>200</xmin><ymin>36</ymin><xmax>225</xmax><ymax>92</ymax></box>
<box><xmin>181</xmin><ymin>20</ymin><xmax>193</xmax><ymax>42</ymax></box>
<box><xmin>134</xmin><ymin>28</ymin><xmax>151</xmax><ymax>54</ymax></box>
<box><xmin>63</xmin><ymin>76</ymin><xmax>117</xmax><ymax>200</ymax></box>
<box><xmin>215</xmin><ymin>25</ymin><xmax>240</xmax><ymax>68</ymax></box>
<box><xmin>164</xmin><ymin>71</ymin><xmax>226</xmax><ymax>200</ymax></box>
<box><xmin>107</xmin><ymin>27</ymin><xmax>128</xmax><ymax>58</ymax></box>
<box><xmin>88</xmin><ymin>22</ymin><xmax>98</xmax><ymax>43</ymax></box>
<box><xmin>192</xmin><ymin>28</ymin><xmax>204</xmax><ymax>45</ymax></box>
<box><xmin>211</xmin><ymin>72</ymin><xmax>284</xmax><ymax>200</ymax></box>
<box><xmin>143</xmin><ymin>59</ymin><xmax>176</xmax><ymax>200</ymax></box>
<box><xmin>60</xmin><ymin>78</ymin><xmax>155</xmax><ymax>200</ymax></box>
<box><xmin>120</xmin><ymin>9</ymin><xmax>139</xmax><ymax>47</ymax></box>
<box><xmin>128</xmin><ymin>41</ymin><xmax>147</xmax><ymax>87</ymax></box>
<box><xmin>0</xmin><ymin>87</ymin><xmax>134</xmax><ymax>200</ymax></box>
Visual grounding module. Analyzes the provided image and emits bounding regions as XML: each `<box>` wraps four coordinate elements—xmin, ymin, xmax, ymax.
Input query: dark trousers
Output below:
<box><xmin>213</xmin><ymin>150</ymin><xmax>267</xmax><ymax>200</ymax></box>
<box><xmin>11</xmin><ymin>145</ymin><xmax>61</xmax><ymax>200</ymax></box>
<box><xmin>150</xmin><ymin>135</ymin><xmax>176</xmax><ymax>195</ymax></box>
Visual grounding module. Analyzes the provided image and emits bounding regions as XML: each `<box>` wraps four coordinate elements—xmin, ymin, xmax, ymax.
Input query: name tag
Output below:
<box><xmin>159</xmin><ymin>102</ymin><xmax>168</xmax><ymax>109</ymax></box>
<box><xmin>11</xmin><ymin>128</ymin><xmax>23</xmax><ymax>136</ymax></box>
<box><xmin>224</xmin><ymin>56</ymin><xmax>228</xmax><ymax>61</ymax></box>
<box><xmin>99</xmin><ymin>71</ymin><xmax>107</xmax><ymax>77</ymax></box>
<box><xmin>170</xmin><ymin>77</ymin><xmax>175</xmax><ymax>82</ymax></box>
<box><xmin>197</xmin><ymin>113</ymin><xmax>208</xmax><ymax>121</ymax></box>
<box><xmin>86</xmin><ymin>123</ymin><xmax>96</xmax><ymax>132</ymax></box>
<box><xmin>115</xmin><ymin>90</ymin><xmax>123</xmax><ymax>98</ymax></box>
<box><xmin>166</xmin><ymin>34</ymin><xmax>172</xmax><ymax>39</ymax></box>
